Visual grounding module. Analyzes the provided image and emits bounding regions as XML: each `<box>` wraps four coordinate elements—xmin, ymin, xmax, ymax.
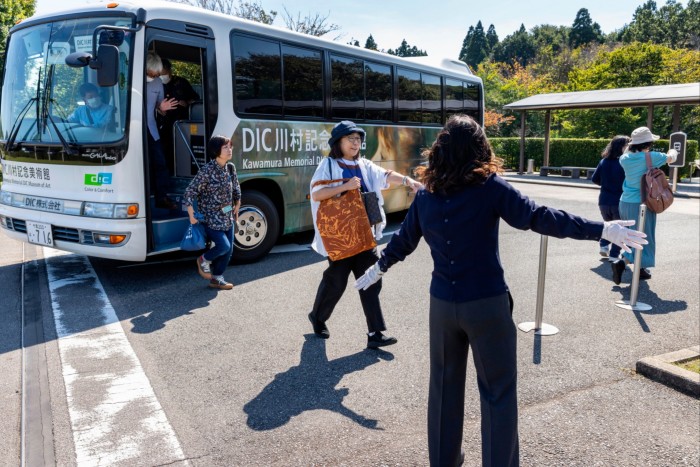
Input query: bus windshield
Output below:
<box><xmin>0</xmin><ymin>16</ymin><xmax>133</xmax><ymax>164</ymax></box>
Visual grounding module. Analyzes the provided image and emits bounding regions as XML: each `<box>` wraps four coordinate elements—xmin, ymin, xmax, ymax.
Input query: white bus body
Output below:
<box><xmin>1</xmin><ymin>1</ymin><xmax>483</xmax><ymax>262</ymax></box>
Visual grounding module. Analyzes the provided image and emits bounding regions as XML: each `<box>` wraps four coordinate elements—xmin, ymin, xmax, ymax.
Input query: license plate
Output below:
<box><xmin>26</xmin><ymin>221</ymin><xmax>54</xmax><ymax>247</ymax></box>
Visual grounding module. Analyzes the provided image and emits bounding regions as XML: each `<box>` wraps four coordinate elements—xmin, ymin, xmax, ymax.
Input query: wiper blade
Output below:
<box><xmin>40</xmin><ymin>64</ymin><xmax>77</xmax><ymax>156</ymax></box>
<box><xmin>45</xmin><ymin>112</ymin><xmax>78</xmax><ymax>156</ymax></box>
<box><xmin>4</xmin><ymin>97</ymin><xmax>38</xmax><ymax>152</ymax></box>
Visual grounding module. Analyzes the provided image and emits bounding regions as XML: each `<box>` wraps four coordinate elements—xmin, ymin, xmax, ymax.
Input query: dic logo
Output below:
<box><xmin>84</xmin><ymin>173</ymin><xmax>113</xmax><ymax>186</ymax></box>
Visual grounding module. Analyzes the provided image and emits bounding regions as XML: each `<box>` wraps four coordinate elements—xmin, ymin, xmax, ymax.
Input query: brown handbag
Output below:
<box><xmin>641</xmin><ymin>151</ymin><xmax>674</xmax><ymax>213</ymax></box>
<box><xmin>313</xmin><ymin>178</ymin><xmax>376</xmax><ymax>261</ymax></box>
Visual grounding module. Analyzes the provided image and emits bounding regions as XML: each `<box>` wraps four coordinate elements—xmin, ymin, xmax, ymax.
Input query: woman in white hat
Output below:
<box><xmin>610</xmin><ymin>126</ymin><xmax>678</xmax><ymax>285</ymax></box>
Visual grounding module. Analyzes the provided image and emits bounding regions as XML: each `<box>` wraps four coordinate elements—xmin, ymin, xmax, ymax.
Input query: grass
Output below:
<box><xmin>673</xmin><ymin>357</ymin><xmax>700</xmax><ymax>374</ymax></box>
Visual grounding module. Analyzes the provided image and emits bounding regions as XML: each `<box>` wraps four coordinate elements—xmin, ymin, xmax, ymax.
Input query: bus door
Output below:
<box><xmin>143</xmin><ymin>22</ymin><xmax>217</xmax><ymax>254</ymax></box>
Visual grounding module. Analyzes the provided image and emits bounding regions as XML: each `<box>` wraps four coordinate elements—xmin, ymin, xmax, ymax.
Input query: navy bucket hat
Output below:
<box><xmin>328</xmin><ymin>120</ymin><xmax>366</xmax><ymax>147</ymax></box>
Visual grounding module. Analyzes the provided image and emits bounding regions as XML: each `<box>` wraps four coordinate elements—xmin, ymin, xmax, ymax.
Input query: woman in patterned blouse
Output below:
<box><xmin>184</xmin><ymin>135</ymin><xmax>242</xmax><ymax>290</ymax></box>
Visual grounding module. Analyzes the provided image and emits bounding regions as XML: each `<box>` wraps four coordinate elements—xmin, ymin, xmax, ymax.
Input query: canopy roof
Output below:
<box><xmin>504</xmin><ymin>82</ymin><xmax>700</xmax><ymax>111</ymax></box>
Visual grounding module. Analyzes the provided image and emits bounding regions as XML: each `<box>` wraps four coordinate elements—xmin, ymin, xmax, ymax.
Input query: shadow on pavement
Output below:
<box><xmin>243</xmin><ymin>334</ymin><xmax>394</xmax><ymax>431</ymax></box>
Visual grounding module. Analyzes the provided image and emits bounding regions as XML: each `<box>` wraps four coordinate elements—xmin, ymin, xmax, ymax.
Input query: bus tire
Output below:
<box><xmin>232</xmin><ymin>190</ymin><xmax>280</xmax><ymax>263</ymax></box>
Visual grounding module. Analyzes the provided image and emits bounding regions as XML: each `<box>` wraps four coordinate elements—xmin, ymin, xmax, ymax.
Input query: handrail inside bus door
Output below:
<box><xmin>174</xmin><ymin>121</ymin><xmax>201</xmax><ymax>172</ymax></box>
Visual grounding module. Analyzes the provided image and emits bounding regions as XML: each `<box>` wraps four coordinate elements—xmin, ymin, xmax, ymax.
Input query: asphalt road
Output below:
<box><xmin>1</xmin><ymin>181</ymin><xmax>699</xmax><ymax>466</ymax></box>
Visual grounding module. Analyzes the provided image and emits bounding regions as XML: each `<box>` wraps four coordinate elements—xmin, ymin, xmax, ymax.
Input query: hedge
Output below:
<box><xmin>491</xmin><ymin>138</ymin><xmax>699</xmax><ymax>178</ymax></box>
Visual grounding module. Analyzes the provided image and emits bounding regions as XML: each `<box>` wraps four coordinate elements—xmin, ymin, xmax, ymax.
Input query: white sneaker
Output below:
<box><xmin>197</xmin><ymin>255</ymin><xmax>212</xmax><ymax>280</ymax></box>
<box><xmin>599</xmin><ymin>245</ymin><xmax>610</xmax><ymax>257</ymax></box>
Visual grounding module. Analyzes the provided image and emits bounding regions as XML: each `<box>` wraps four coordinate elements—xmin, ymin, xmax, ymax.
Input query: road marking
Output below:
<box><xmin>43</xmin><ymin>249</ymin><xmax>187</xmax><ymax>465</ymax></box>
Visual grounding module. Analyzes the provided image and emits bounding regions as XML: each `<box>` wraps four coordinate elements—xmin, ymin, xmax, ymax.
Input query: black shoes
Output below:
<box><xmin>611</xmin><ymin>259</ymin><xmax>626</xmax><ymax>285</ymax></box>
<box><xmin>367</xmin><ymin>331</ymin><xmax>397</xmax><ymax>349</ymax></box>
<box><xmin>611</xmin><ymin>260</ymin><xmax>651</xmax><ymax>284</ymax></box>
<box><xmin>308</xmin><ymin>312</ymin><xmax>330</xmax><ymax>339</ymax></box>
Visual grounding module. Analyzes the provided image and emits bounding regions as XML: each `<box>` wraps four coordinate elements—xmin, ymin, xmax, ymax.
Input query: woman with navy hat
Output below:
<box><xmin>307</xmin><ymin>120</ymin><xmax>422</xmax><ymax>348</ymax></box>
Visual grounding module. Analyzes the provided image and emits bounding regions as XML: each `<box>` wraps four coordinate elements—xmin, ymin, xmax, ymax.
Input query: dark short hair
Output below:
<box><xmin>208</xmin><ymin>135</ymin><xmax>230</xmax><ymax>158</ymax></box>
<box><xmin>78</xmin><ymin>83</ymin><xmax>99</xmax><ymax>97</ymax></box>
<box><xmin>161</xmin><ymin>57</ymin><xmax>172</xmax><ymax>72</ymax></box>
<box><xmin>628</xmin><ymin>141</ymin><xmax>653</xmax><ymax>153</ymax></box>
<box><xmin>602</xmin><ymin>135</ymin><xmax>630</xmax><ymax>160</ymax></box>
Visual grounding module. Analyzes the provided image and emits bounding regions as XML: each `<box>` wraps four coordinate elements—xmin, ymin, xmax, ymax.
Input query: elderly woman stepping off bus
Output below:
<box><xmin>184</xmin><ymin>135</ymin><xmax>242</xmax><ymax>290</ymax></box>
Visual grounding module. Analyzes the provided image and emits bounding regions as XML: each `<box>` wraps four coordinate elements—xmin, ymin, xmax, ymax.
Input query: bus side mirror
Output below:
<box><xmin>64</xmin><ymin>44</ymin><xmax>119</xmax><ymax>87</ymax></box>
<box><xmin>94</xmin><ymin>44</ymin><xmax>119</xmax><ymax>87</ymax></box>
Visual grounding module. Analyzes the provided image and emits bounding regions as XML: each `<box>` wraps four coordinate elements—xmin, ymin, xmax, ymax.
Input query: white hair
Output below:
<box><xmin>146</xmin><ymin>52</ymin><xmax>163</xmax><ymax>74</ymax></box>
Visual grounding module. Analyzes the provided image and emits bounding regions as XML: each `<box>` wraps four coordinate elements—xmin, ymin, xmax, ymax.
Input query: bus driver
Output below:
<box><xmin>67</xmin><ymin>83</ymin><xmax>115</xmax><ymax>129</ymax></box>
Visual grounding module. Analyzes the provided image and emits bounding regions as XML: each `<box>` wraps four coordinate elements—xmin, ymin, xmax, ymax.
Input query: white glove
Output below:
<box><xmin>354</xmin><ymin>262</ymin><xmax>384</xmax><ymax>291</ymax></box>
<box><xmin>601</xmin><ymin>220</ymin><xmax>648</xmax><ymax>253</ymax></box>
<box><xmin>667</xmin><ymin>149</ymin><xmax>678</xmax><ymax>164</ymax></box>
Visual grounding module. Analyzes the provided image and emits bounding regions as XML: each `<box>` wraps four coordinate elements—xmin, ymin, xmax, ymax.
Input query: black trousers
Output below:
<box><xmin>310</xmin><ymin>248</ymin><xmax>386</xmax><ymax>333</ymax></box>
<box><xmin>428</xmin><ymin>293</ymin><xmax>518</xmax><ymax>467</ymax></box>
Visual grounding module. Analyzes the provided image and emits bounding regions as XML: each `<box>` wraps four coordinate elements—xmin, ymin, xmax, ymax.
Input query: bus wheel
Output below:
<box><xmin>233</xmin><ymin>190</ymin><xmax>280</xmax><ymax>263</ymax></box>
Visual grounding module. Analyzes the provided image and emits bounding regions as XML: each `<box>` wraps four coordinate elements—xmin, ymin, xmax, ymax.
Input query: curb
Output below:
<box><xmin>503</xmin><ymin>175</ymin><xmax>700</xmax><ymax>199</ymax></box>
<box><xmin>636</xmin><ymin>346</ymin><xmax>700</xmax><ymax>397</ymax></box>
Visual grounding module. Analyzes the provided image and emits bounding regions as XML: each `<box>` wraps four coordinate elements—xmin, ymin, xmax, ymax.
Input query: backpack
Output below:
<box><xmin>640</xmin><ymin>151</ymin><xmax>673</xmax><ymax>213</ymax></box>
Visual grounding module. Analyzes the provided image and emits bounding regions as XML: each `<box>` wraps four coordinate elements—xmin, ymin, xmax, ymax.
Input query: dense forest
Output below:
<box><xmin>456</xmin><ymin>1</ymin><xmax>700</xmax><ymax>140</ymax></box>
<box><xmin>358</xmin><ymin>1</ymin><xmax>699</xmax><ymax>140</ymax></box>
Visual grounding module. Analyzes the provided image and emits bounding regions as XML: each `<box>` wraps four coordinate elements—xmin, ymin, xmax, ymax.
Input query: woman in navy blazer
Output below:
<box><xmin>355</xmin><ymin>115</ymin><xmax>646</xmax><ymax>467</ymax></box>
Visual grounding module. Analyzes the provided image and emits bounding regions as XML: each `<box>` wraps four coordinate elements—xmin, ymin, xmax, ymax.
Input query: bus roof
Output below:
<box><xmin>18</xmin><ymin>0</ymin><xmax>481</xmax><ymax>84</ymax></box>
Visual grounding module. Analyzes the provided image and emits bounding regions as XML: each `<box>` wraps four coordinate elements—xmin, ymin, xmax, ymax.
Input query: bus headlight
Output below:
<box><xmin>0</xmin><ymin>190</ymin><xmax>12</xmax><ymax>205</ymax></box>
<box><xmin>83</xmin><ymin>202</ymin><xmax>139</xmax><ymax>218</ymax></box>
<box><xmin>92</xmin><ymin>233</ymin><xmax>129</xmax><ymax>245</ymax></box>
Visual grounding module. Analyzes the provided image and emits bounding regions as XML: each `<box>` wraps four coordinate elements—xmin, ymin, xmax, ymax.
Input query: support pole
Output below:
<box><xmin>519</xmin><ymin>235</ymin><xmax>559</xmax><ymax>335</ymax></box>
<box><xmin>616</xmin><ymin>204</ymin><xmax>652</xmax><ymax>311</ymax></box>
<box><xmin>543</xmin><ymin>110</ymin><xmax>551</xmax><ymax>167</ymax></box>
<box><xmin>672</xmin><ymin>104</ymin><xmax>681</xmax><ymax>192</ymax></box>
<box><xmin>518</xmin><ymin>111</ymin><xmax>526</xmax><ymax>174</ymax></box>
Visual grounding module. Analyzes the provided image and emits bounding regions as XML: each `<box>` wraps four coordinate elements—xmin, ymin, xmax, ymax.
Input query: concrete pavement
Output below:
<box><xmin>0</xmin><ymin>178</ymin><xmax>698</xmax><ymax>466</ymax></box>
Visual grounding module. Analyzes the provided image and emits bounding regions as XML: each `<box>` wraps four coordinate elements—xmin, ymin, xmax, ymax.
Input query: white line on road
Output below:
<box><xmin>44</xmin><ymin>249</ymin><xmax>187</xmax><ymax>466</ymax></box>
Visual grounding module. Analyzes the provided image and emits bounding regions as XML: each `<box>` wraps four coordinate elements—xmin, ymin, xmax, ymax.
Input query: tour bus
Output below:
<box><xmin>0</xmin><ymin>1</ymin><xmax>483</xmax><ymax>262</ymax></box>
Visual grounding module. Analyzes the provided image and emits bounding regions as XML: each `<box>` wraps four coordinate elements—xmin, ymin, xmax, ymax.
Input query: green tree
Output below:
<box><xmin>565</xmin><ymin>42</ymin><xmax>700</xmax><ymax>137</ymax></box>
<box><xmin>486</xmin><ymin>25</ymin><xmax>499</xmax><ymax>52</ymax></box>
<box><xmin>364</xmin><ymin>34</ymin><xmax>378</xmax><ymax>51</ymax></box>
<box><xmin>621</xmin><ymin>0</ymin><xmax>700</xmax><ymax>49</ymax></box>
<box><xmin>569</xmin><ymin>8</ymin><xmax>602</xmax><ymax>48</ymax></box>
<box><xmin>388</xmin><ymin>39</ymin><xmax>427</xmax><ymax>57</ymax></box>
<box><xmin>459</xmin><ymin>21</ymin><xmax>489</xmax><ymax>68</ymax></box>
<box><xmin>680</xmin><ymin>0</ymin><xmax>700</xmax><ymax>49</ymax></box>
<box><xmin>1</xmin><ymin>0</ymin><xmax>35</xmax><ymax>57</ymax></box>
<box><xmin>492</xmin><ymin>24</ymin><xmax>537</xmax><ymax>67</ymax></box>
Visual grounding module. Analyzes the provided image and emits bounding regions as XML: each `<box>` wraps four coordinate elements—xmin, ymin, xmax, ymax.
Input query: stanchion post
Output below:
<box><xmin>518</xmin><ymin>235</ymin><xmax>559</xmax><ymax>335</ymax></box>
<box><xmin>615</xmin><ymin>204</ymin><xmax>652</xmax><ymax>311</ymax></box>
<box><xmin>671</xmin><ymin>167</ymin><xmax>679</xmax><ymax>193</ymax></box>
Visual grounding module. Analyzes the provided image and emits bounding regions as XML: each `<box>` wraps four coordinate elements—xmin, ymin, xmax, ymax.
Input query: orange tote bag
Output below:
<box><xmin>312</xmin><ymin>178</ymin><xmax>376</xmax><ymax>261</ymax></box>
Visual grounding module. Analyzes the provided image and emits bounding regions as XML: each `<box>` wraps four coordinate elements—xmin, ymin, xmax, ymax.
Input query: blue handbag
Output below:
<box><xmin>180</xmin><ymin>214</ymin><xmax>206</xmax><ymax>251</ymax></box>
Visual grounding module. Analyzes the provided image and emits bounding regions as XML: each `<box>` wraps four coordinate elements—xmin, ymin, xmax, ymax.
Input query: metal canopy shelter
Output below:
<box><xmin>503</xmin><ymin>82</ymin><xmax>700</xmax><ymax>174</ymax></box>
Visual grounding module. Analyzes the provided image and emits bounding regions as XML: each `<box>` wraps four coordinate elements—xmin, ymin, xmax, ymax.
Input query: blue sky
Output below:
<box><xmin>33</xmin><ymin>0</ymin><xmax>689</xmax><ymax>59</ymax></box>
